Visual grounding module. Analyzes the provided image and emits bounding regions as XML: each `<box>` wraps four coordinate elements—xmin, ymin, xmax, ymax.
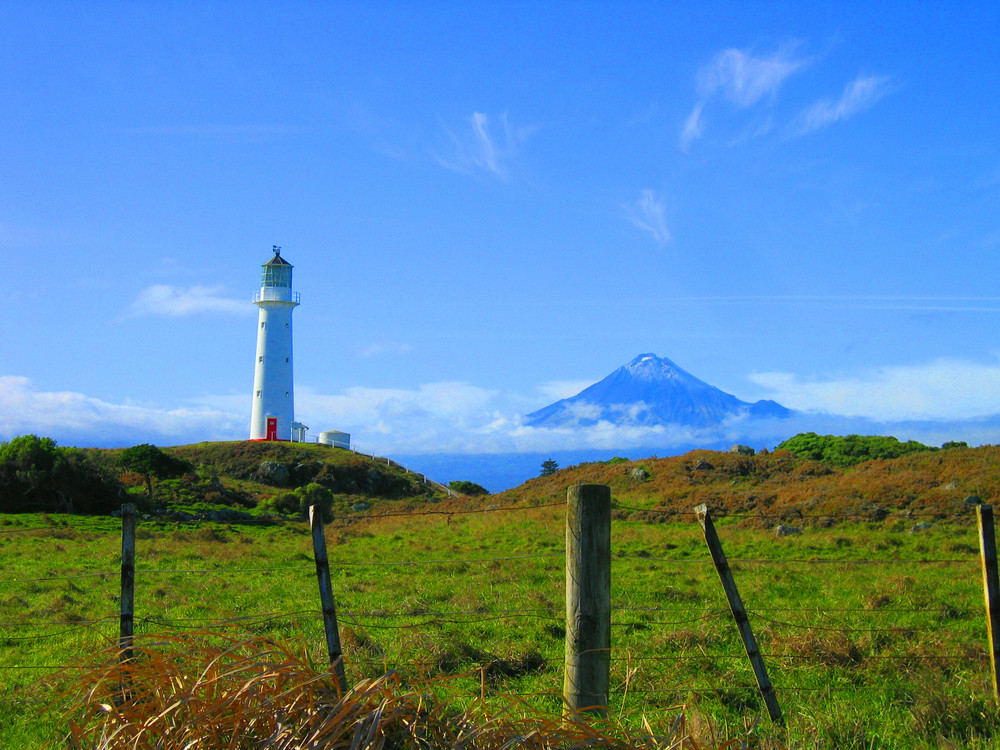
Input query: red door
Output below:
<box><xmin>266</xmin><ymin>417</ymin><xmax>278</xmax><ymax>441</ymax></box>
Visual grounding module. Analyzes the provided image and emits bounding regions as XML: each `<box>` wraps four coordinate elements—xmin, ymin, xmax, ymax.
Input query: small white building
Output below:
<box><xmin>249</xmin><ymin>247</ymin><xmax>300</xmax><ymax>441</ymax></box>
<box><xmin>319</xmin><ymin>431</ymin><xmax>351</xmax><ymax>449</ymax></box>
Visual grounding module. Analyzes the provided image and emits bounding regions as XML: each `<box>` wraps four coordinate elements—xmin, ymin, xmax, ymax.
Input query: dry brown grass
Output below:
<box><xmin>60</xmin><ymin>634</ymin><xmax>748</xmax><ymax>749</ymax></box>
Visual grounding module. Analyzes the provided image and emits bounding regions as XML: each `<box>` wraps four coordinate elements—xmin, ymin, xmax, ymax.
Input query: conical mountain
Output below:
<box><xmin>525</xmin><ymin>353</ymin><xmax>791</xmax><ymax>428</ymax></box>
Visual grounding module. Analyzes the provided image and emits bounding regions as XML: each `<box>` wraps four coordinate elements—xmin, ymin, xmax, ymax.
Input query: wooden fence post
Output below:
<box><xmin>309</xmin><ymin>504</ymin><xmax>348</xmax><ymax>692</ymax></box>
<box><xmin>119</xmin><ymin>503</ymin><xmax>136</xmax><ymax>665</ymax></box>
<box><xmin>695</xmin><ymin>504</ymin><xmax>784</xmax><ymax>727</ymax></box>
<box><xmin>977</xmin><ymin>504</ymin><xmax>1000</xmax><ymax>701</ymax></box>
<box><xmin>563</xmin><ymin>484</ymin><xmax>611</xmax><ymax>717</ymax></box>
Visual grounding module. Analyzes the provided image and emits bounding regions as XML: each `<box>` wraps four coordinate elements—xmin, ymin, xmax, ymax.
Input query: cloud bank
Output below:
<box><xmin>750</xmin><ymin>357</ymin><xmax>1000</xmax><ymax>421</ymax></box>
<box><xmin>7</xmin><ymin>356</ymin><xmax>1000</xmax><ymax>460</ymax></box>
<box><xmin>0</xmin><ymin>376</ymin><xmax>245</xmax><ymax>446</ymax></box>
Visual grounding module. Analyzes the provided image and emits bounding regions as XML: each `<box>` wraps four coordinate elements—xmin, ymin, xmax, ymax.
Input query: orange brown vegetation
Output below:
<box><xmin>496</xmin><ymin>446</ymin><xmax>1000</xmax><ymax>525</ymax></box>
<box><xmin>63</xmin><ymin>634</ymin><xmax>729</xmax><ymax>749</ymax></box>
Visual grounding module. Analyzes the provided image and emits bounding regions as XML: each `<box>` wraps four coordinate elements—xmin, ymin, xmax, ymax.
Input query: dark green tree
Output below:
<box><xmin>116</xmin><ymin>444</ymin><xmax>191</xmax><ymax>499</ymax></box>
<box><xmin>540</xmin><ymin>459</ymin><xmax>559</xmax><ymax>477</ymax></box>
<box><xmin>0</xmin><ymin>435</ymin><xmax>121</xmax><ymax>513</ymax></box>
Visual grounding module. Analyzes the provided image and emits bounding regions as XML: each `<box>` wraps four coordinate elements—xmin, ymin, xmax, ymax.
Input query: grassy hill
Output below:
<box><xmin>3</xmin><ymin>438</ymin><xmax>1000</xmax><ymax>747</ymax></box>
<box><xmin>3</xmin><ymin>435</ymin><xmax>996</xmax><ymax>527</ymax></box>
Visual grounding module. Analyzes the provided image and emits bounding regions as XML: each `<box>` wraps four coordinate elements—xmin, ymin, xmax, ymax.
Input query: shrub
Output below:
<box><xmin>448</xmin><ymin>480</ymin><xmax>489</xmax><ymax>496</ymax></box>
<box><xmin>777</xmin><ymin>433</ymin><xmax>937</xmax><ymax>467</ymax></box>
<box><xmin>0</xmin><ymin>435</ymin><xmax>123</xmax><ymax>514</ymax></box>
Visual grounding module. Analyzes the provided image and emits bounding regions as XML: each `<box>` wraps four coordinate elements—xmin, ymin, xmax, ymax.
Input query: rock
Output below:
<box><xmin>909</xmin><ymin>522</ymin><xmax>932</xmax><ymax>533</ymax></box>
<box><xmin>629</xmin><ymin>467</ymin><xmax>650</xmax><ymax>481</ymax></box>
<box><xmin>730</xmin><ymin>444</ymin><xmax>755</xmax><ymax>456</ymax></box>
<box><xmin>694</xmin><ymin>459</ymin><xmax>714</xmax><ymax>471</ymax></box>
<box><xmin>258</xmin><ymin>460</ymin><xmax>290</xmax><ymax>486</ymax></box>
<box><xmin>965</xmin><ymin>495</ymin><xmax>982</xmax><ymax>505</ymax></box>
<box><xmin>775</xmin><ymin>525</ymin><xmax>802</xmax><ymax>537</ymax></box>
<box><xmin>942</xmin><ymin>482</ymin><xmax>957</xmax><ymax>490</ymax></box>
<box><xmin>351</xmin><ymin>501</ymin><xmax>372</xmax><ymax>512</ymax></box>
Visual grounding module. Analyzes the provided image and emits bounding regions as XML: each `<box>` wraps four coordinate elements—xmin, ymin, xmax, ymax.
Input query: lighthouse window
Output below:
<box><xmin>285</xmin><ymin>357</ymin><xmax>289</xmax><ymax>362</ymax></box>
<box><xmin>258</xmin><ymin>356</ymin><xmax>263</xmax><ymax>363</ymax></box>
<box><xmin>261</xmin><ymin>265</ymin><xmax>291</xmax><ymax>288</ymax></box>
<box><xmin>285</xmin><ymin>391</ymin><xmax>290</xmax><ymax>397</ymax></box>
<box><xmin>284</xmin><ymin>323</ymin><xmax>289</xmax><ymax>328</ymax></box>
<box><xmin>256</xmin><ymin>390</ymin><xmax>262</xmax><ymax>397</ymax></box>
<box><xmin>260</xmin><ymin>322</ymin><xmax>265</xmax><ymax>329</ymax></box>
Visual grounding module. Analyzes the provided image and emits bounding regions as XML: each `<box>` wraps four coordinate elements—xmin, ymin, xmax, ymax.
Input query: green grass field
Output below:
<box><xmin>2</xmin><ymin>498</ymin><xmax>998</xmax><ymax>748</ymax></box>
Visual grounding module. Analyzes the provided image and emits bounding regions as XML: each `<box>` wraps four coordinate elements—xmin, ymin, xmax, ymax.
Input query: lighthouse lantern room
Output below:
<box><xmin>249</xmin><ymin>247</ymin><xmax>300</xmax><ymax>441</ymax></box>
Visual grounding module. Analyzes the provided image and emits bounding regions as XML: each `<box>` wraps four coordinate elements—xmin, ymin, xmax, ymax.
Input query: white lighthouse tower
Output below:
<box><xmin>249</xmin><ymin>247</ymin><xmax>300</xmax><ymax>441</ymax></box>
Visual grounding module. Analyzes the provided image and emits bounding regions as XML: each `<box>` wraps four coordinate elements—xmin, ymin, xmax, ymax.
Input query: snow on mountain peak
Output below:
<box><xmin>525</xmin><ymin>352</ymin><xmax>793</xmax><ymax>428</ymax></box>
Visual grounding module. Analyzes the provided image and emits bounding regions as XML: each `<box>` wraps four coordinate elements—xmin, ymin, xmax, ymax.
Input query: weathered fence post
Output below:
<box><xmin>695</xmin><ymin>504</ymin><xmax>784</xmax><ymax>727</ymax></box>
<box><xmin>119</xmin><ymin>503</ymin><xmax>136</xmax><ymax>665</ymax></box>
<box><xmin>977</xmin><ymin>504</ymin><xmax>1000</xmax><ymax>701</ymax></box>
<box><xmin>563</xmin><ymin>484</ymin><xmax>611</xmax><ymax>717</ymax></box>
<box><xmin>309</xmin><ymin>504</ymin><xmax>348</xmax><ymax>692</ymax></box>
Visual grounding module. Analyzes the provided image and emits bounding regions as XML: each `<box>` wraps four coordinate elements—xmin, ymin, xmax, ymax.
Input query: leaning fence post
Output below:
<box><xmin>563</xmin><ymin>484</ymin><xmax>611</xmax><ymax>718</ymax></box>
<box><xmin>119</xmin><ymin>503</ymin><xmax>136</xmax><ymax>665</ymax></box>
<box><xmin>695</xmin><ymin>503</ymin><xmax>784</xmax><ymax>727</ymax></box>
<box><xmin>309</xmin><ymin>504</ymin><xmax>348</xmax><ymax>692</ymax></box>
<box><xmin>977</xmin><ymin>504</ymin><xmax>1000</xmax><ymax>701</ymax></box>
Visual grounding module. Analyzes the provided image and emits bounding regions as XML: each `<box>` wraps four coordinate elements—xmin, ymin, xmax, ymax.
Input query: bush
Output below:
<box><xmin>0</xmin><ymin>435</ymin><xmax>123</xmax><ymax>514</ymax></box>
<box><xmin>777</xmin><ymin>433</ymin><xmax>937</xmax><ymax>467</ymax></box>
<box><xmin>448</xmin><ymin>480</ymin><xmax>489</xmax><ymax>496</ymax></box>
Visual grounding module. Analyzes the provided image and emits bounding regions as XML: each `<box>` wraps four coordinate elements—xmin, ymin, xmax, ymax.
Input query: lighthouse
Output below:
<box><xmin>249</xmin><ymin>247</ymin><xmax>300</xmax><ymax>441</ymax></box>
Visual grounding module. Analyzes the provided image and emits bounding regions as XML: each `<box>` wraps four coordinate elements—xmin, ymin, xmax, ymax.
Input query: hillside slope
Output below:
<box><xmin>497</xmin><ymin>445</ymin><xmax>999</xmax><ymax>525</ymax></box>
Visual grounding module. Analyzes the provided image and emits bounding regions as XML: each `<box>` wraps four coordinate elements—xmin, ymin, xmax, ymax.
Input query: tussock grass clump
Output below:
<box><xmin>64</xmin><ymin>634</ymin><xmax>714</xmax><ymax>749</ymax></box>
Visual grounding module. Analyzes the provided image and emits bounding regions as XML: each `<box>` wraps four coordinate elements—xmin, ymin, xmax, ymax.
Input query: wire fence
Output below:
<box><xmin>0</xmin><ymin>497</ymin><xmax>992</xmax><ymax>726</ymax></box>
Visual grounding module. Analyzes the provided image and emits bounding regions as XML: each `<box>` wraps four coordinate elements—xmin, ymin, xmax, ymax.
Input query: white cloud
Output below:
<box><xmin>791</xmin><ymin>74</ymin><xmax>892</xmax><ymax>135</ymax></box>
<box><xmin>624</xmin><ymin>190</ymin><xmax>671</xmax><ymax>246</ymax></box>
<box><xmin>749</xmin><ymin>357</ymin><xmax>1000</xmax><ymax>420</ymax></box>
<box><xmin>697</xmin><ymin>46</ymin><xmax>807</xmax><ymax>108</ymax></box>
<box><xmin>679</xmin><ymin>102</ymin><xmax>704</xmax><ymax>152</ymax></box>
<box><xmin>11</xmin><ymin>357</ymin><xmax>1000</xmax><ymax>463</ymax></box>
<box><xmin>0</xmin><ymin>376</ymin><xmax>245</xmax><ymax>446</ymax></box>
<box><xmin>126</xmin><ymin>285</ymin><xmax>248</xmax><ymax>317</ymax></box>
<box><xmin>435</xmin><ymin>112</ymin><xmax>531</xmax><ymax>178</ymax></box>
<box><xmin>682</xmin><ymin>44</ymin><xmax>807</xmax><ymax>148</ymax></box>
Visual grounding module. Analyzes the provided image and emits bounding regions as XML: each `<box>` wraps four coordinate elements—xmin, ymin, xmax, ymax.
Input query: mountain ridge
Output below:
<box><xmin>525</xmin><ymin>353</ymin><xmax>792</xmax><ymax>428</ymax></box>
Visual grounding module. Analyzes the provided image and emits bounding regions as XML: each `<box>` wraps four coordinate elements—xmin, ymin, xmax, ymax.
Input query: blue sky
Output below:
<box><xmin>3</xmin><ymin>1</ymin><xmax>1000</xmax><ymax>462</ymax></box>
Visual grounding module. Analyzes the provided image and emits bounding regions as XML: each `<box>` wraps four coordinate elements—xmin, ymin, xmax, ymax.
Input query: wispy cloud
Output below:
<box><xmin>435</xmin><ymin>112</ymin><xmax>531</xmax><ymax>178</ymax></box>
<box><xmin>679</xmin><ymin>102</ymin><xmax>704</xmax><ymax>152</ymax></box>
<box><xmin>681</xmin><ymin>44</ymin><xmax>807</xmax><ymax>149</ymax></box>
<box><xmin>125</xmin><ymin>285</ymin><xmax>248</xmax><ymax>317</ymax></box>
<box><xmin>697</xmin><ymin>46</ymin><xmax>807</xmax><ymax>108</ymax></box>
<box><xmin>750</xmin><ymin>357</ymin><xmax>1000</xmax><ymax>421</ymax></box>
<box><xmin>624</xmin><ymin>190</ymin><xmax>671</xmax><ymax>246</ymax></box>
<box><xmin>791</xmin><ymin>74</ymin><xmax>892</xmax><ymax>135</ymax></box>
